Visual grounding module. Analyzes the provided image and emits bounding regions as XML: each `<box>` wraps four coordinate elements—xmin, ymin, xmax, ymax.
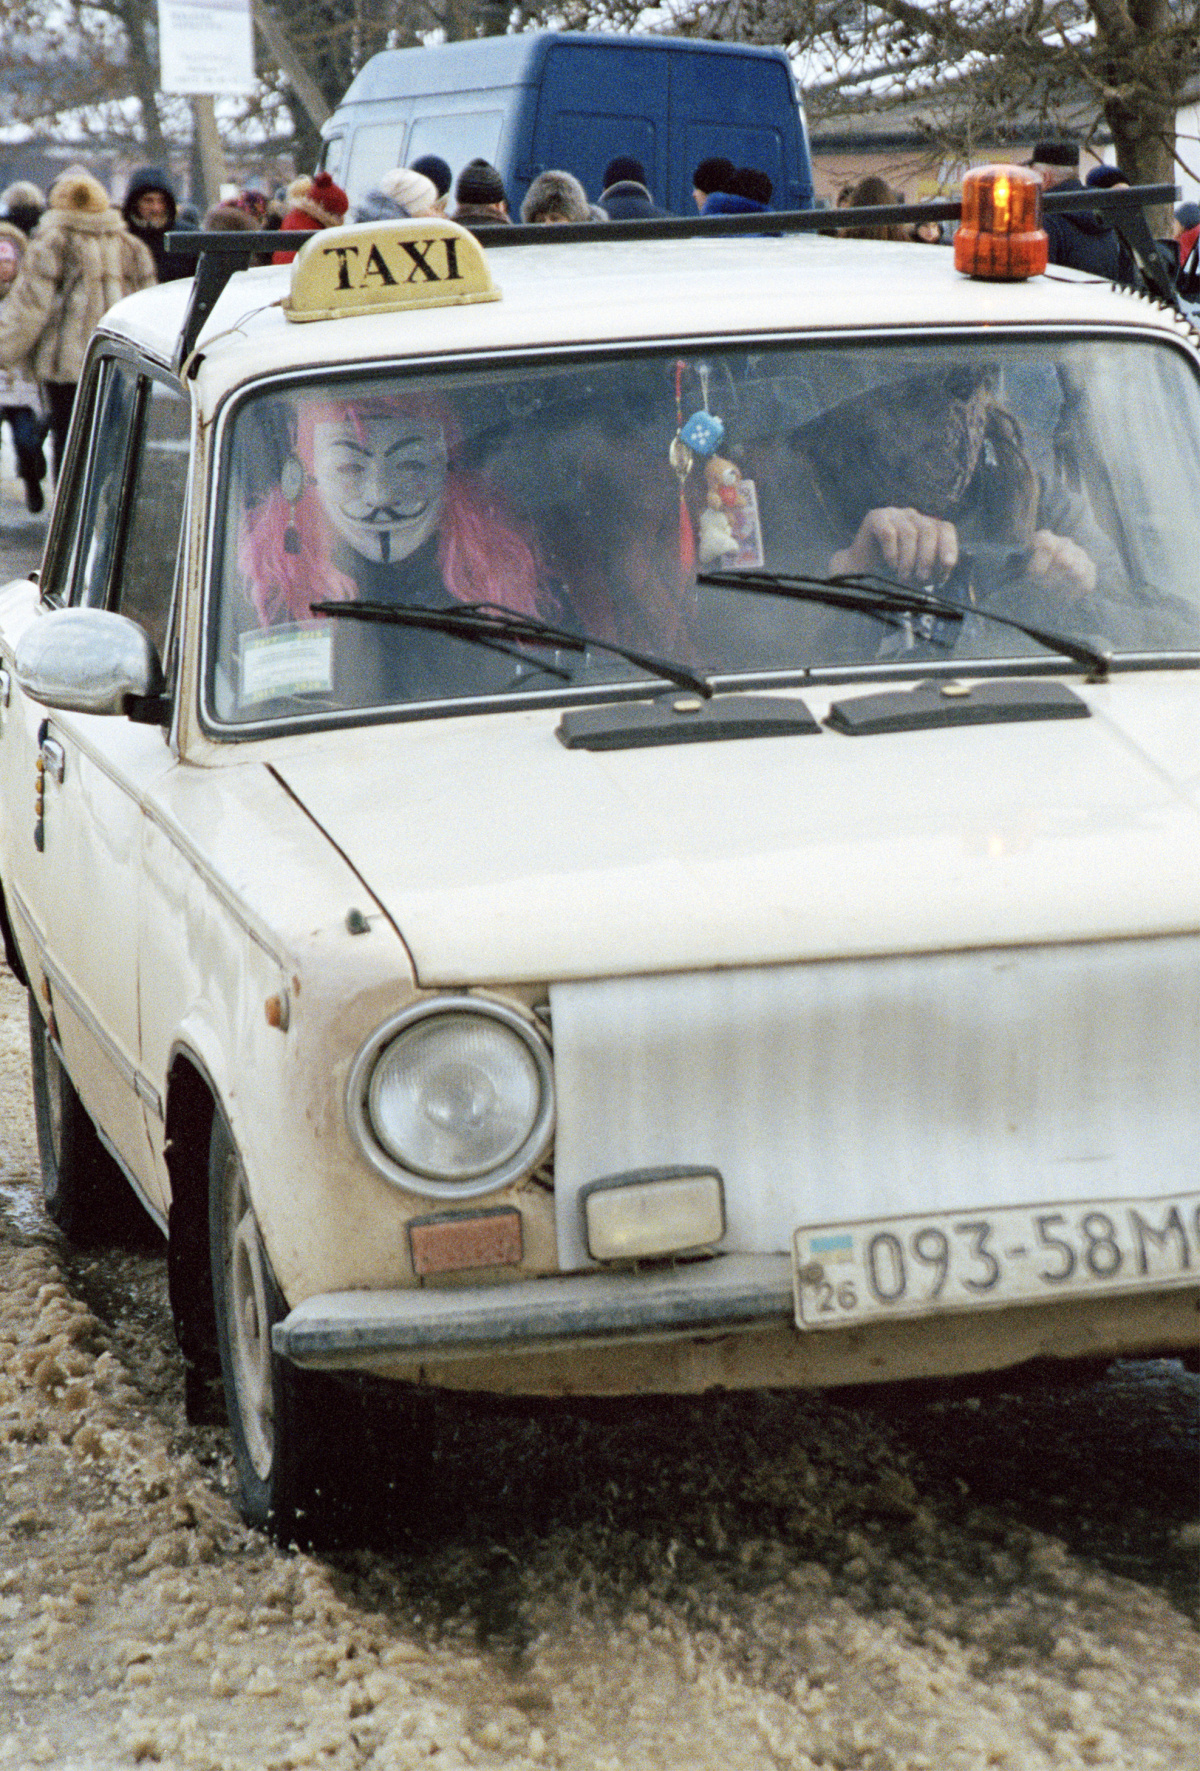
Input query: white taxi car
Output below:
<box><xmin>0</xmin><ymin>174</ymin><xmax>1197</xmax><ymax>1538</ymax></box>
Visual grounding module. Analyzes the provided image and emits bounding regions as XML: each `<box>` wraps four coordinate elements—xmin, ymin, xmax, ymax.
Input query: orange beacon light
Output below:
<box><xmin>954</xmin><ymin>165</ymin><xmax>1049</xmax><ymax>280</ymax></box>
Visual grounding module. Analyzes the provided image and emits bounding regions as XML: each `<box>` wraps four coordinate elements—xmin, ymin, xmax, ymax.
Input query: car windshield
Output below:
<box><xmin>207</xmin><ymin>335</ymin><xmax>1200</xmax><ymax>728</ymax></box>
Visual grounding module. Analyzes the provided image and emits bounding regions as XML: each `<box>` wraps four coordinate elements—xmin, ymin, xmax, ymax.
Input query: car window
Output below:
<box><xmin>54</xmin><ymin>358</ymin><xmax>140</xmax><ymax>610</ymax></box>
<box><xmin>55</xmin><ymin>365</ymin><xmax>190</xmax><ymax>668</ymax></box>
<box><xmin>114</xmin><ymin>381</ymin><xmax>191</xmax><ymax>661</ymax></box>
<box><xmin>207</xmin><ymin>337</ymin><xmax>1200</xmax><ymax>731</ymax></box>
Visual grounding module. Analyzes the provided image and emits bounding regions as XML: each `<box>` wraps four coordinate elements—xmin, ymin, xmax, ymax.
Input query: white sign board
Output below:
<box><xmin>158</xmin><ymin>0</ymin><xmax>255</xmax><ymax>96</ymax></box>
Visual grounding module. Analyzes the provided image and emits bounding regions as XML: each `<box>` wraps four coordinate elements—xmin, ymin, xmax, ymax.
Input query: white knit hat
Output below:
<box><xmin>376</xmin><ymin>167</ymin><xmax>442</xmax><ymax>216</ymax></box>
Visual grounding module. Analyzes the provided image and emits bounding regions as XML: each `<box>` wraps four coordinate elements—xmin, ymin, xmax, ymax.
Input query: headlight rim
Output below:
<box><xmin>347</xmin><ymin>996</ymin><xmax>554</xmax><ymax>1199</ymax></box>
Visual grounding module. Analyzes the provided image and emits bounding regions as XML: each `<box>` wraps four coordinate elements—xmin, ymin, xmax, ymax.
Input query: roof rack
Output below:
<box><xmin>166</xmin><ymin>182</ymin><xmax>1180</xmax><ymax>376</ymax></box>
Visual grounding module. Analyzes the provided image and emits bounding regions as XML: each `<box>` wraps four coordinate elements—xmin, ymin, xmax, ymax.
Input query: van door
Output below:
<box><xmin>528</xmin><ymin>42</ymin><xmax>669</xmax><ymax>204</ymax></box>
<box><xmin>670</xmin><ymin>51</ymin><xmax>813</xmax><ymax>213</ymax></box>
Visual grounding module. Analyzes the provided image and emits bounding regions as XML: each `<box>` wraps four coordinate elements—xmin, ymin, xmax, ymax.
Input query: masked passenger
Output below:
<box><xmin>238</xmin><ymin>393</ymin><xmax>547</xmax><ymax>703</ymax></box>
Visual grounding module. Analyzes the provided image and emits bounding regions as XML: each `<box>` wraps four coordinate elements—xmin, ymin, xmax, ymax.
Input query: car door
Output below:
<box><xmin>1</xmin><ymin>351</ymin><xmax>190</xmax><ymax>1212</ymax></box>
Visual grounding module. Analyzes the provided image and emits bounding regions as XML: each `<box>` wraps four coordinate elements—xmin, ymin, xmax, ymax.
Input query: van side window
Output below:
<box><xmin>345</xmin><ymin>122</ymin><xmax>408</xmax><ymax>200</ymax></box>
<box><xmin>407</xmin><ymin>112</ymin><xmax>504</xmax><ymax>181</ymax></box>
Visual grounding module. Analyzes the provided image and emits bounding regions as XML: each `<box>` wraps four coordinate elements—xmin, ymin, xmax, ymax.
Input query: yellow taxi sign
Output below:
<box><xmin>283</xmin><ymin>217</ymin><xmax>500</xmax><ymax>323</ymax></box>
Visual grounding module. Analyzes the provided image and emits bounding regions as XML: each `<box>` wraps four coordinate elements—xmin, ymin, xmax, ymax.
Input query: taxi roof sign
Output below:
<box><xmin>283</xmin><ymin>217</ymin><xmax>500</xmax><ymax>323</ymax></box>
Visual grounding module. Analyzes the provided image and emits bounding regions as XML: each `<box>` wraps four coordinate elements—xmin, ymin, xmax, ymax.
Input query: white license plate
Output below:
<box><xmin>793</xmin><ymin>1192</ymin><xmax>1200</xmax><ymax>1330</ymax></box>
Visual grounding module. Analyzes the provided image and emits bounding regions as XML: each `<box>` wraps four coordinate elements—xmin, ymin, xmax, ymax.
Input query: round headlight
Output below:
<box><xmin>348</xmin><ymin>999</ymin><xmax>554</xmax><ymax>1198</ymax></box>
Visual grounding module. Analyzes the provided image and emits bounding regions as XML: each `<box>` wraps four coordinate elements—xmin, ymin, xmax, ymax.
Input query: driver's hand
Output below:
<box><xmin>830</xmin><ymin>507</ymin><xmax>959</xmax><ymax>585</ymax></box>
<box><xmin>1027</xmin><ymin>529</ymin><xmax>1097</xmax><ymax>597</ymax></box>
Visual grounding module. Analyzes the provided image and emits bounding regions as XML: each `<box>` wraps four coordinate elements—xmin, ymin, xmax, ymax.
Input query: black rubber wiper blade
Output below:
<box><xmin>697</xmin><ymin>567</ymin><xmax>1113</xmax><ymax>679</ymax></box>
<box><xmin>310</xmin><ymin>597</ymin><xmax>572</xmax><ymax>682</ymax></box>
<box><xmin>309</xmin><ymin>598</ymin><xmax>713</xmax><ymax>698</ymax></box>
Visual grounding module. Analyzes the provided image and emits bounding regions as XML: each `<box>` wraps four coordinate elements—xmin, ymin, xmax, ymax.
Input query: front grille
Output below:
<box><xmin>549</xmin><ymin>938</ymin><xmax>1200</xmax><ymax>1268</ymax></box>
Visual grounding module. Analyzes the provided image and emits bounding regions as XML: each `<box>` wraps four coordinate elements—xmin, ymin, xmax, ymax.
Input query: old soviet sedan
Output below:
<box><xmin>0</xmin><ymin>189</ymin><xmax>1197</xmax><ymax>1537</ymax></box>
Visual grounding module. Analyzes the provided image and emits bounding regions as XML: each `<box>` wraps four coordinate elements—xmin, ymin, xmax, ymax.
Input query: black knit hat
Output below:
<box><xmin>409</xmin><ymin>155</ymin><xmax>452</xmax><ymax>198</ymax></box>
<box><xmin>603</xmin><ymin>156</ymin><xmax>647</xmax><ymax>189</ymax></box>
<box><xmin>730</xmin><ymin>166</ymin><xmax>773</xmax><ymax>206</ymax></box>
<box><xmin>455</xmin><ymin>158</ymin><xmax>506</xmax><ymax>208</ymax></box>
<box><xmin>693</xmin><ymin>156</ymin><xmax>735</xmax><ymax>196</ymax></box>
<box><xmin>1085</xmin><ymin>165</ymin><xmax>1129</xmax><ymax>189</ymax></box>
<box><xmin>1031</xmin><ymin>140</ymin><xmax>1078</xmax><ymax>168</ymax></box>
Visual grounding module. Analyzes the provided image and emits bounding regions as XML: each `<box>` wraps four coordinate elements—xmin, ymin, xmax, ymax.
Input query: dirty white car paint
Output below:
<box><xmin>0</xmin><ymin>207</ymin><xmax>1196</xmax><ymax>1535</ymax></box>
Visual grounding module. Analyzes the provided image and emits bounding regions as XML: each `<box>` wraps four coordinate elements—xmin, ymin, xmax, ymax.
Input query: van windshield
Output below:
<box><xmin>207</xmin><ymin>338</ymin><xmax>1200</xmax><ymax>729</ymax></box>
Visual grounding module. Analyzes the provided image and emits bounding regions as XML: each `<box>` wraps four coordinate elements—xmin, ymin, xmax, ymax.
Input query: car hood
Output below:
<box><xmin>269</xmin><ymin>679</ymin><xmax>1200</xmax><ymax>986</ymax></box>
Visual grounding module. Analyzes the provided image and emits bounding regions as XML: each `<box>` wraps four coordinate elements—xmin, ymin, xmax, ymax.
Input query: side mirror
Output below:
<box><xmin>14</xmin><ymin>607</ymin><xmax>165</xmax><ymax>717</ymax></box>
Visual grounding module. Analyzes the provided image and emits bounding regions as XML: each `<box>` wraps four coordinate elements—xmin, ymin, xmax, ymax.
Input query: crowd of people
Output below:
<box><xmin>0</xmin><ymin>140</ymin><xmax>1196</xmax><ymax>517</ymax></box>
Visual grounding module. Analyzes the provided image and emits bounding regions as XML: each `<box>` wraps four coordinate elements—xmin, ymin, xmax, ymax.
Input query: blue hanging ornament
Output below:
<box><xmin>680</xmin><ymin>409</ymin><xmax>725</xmax><ymax>458</ymax></box>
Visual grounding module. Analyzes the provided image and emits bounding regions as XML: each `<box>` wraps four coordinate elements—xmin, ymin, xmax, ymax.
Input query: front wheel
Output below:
<box><xmin>208</xmin><ymin>1106</ymin><xmax>339</xmax><ymax>1540</ymax></box>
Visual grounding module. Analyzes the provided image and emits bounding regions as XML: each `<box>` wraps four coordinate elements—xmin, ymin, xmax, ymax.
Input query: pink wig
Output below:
<box><xmin>239</xmin><ymin>393</ymin><xmax>543</xmax><ymax>626</ymax></box>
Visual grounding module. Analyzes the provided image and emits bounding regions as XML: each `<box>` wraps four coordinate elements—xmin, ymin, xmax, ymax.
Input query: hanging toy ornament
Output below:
<box><xmin>671</xmin><ymin>360</ymin><xmax>696</xmax><ymax>575</ymax></box>
<box><xmin>676</xmin><ymin>359</ymin><xmax>764</xmax><ymax>570</ymax></box>
<box><xmin>280</xmin><ymin>453</ymin><xmax>306</xmax><ymax>555</ymax></box>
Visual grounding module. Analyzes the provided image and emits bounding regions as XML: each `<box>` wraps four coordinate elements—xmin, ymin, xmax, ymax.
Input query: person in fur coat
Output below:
<box><xmin>0</xmin><ymin>219</ymin><xmax>48</xmax><ymax>510</ymax></box>
<box><xmin>0</xmin><ymin>166</ymin><xmax>155</xmax><ymax>477</ymax></box>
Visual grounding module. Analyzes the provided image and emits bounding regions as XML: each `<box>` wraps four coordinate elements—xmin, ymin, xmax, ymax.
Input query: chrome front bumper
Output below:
<box><xmin>272</xmin><ymin>1253</ymin><xmax>793</xmax><ymax>1367</ymax></box>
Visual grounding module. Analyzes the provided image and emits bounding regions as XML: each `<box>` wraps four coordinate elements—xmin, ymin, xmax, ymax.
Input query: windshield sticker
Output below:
<box><xmin>239</xmin><ymin>624</ymin><xmax>334</xmax><ymax>703</ymax></box>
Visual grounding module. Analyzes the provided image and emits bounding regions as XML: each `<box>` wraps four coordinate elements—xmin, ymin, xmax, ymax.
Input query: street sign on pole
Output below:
<box><xmin>158</xmin><ymin>0</ymin><xmax>256</xmax><ymax>96</ymax></box>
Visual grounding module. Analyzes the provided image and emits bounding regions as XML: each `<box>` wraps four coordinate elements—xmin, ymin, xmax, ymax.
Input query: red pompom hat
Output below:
<box><xmin>272</xmin><ymin>172</ymin><xmax>350</xmax><ymax>263</ymax></box>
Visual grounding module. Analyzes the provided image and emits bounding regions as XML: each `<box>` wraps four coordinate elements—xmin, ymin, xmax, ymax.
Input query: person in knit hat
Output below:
<box><xmin>271</xmin><ymin>171</ymin><xmax>350</xmax><ymax>264</ymax></box>
<box><xmin>409</xmin><ymin>155</ymin><xmax>452</xmax><ymax>201</ymax></box>
<box><xmin>0</xmin><ymin>166</ymin><xmax>155</xmax><ymax>476</ymax></box>
<box><xmin>1</xmin><ymin>180</ymin><xmax>46</xmax><ymax>239</ymax></box>
<box><xmin>452</xmin><ymin>158</ymin><xmax>510</xmax><ymax>227</ymax></box>
<box><xmin>598</xmin><ymin>155</ymin><xmax>672</xmax><ymax>220</ymax></box>
<box><xmin>692</xmin><ymin>156</ymin><xmax>735</xmax><ymax>211</ymax></box>
<box><xmin>1085</xmin><ymin>164</ymin><xmax>1130</xmax><ymax>190</ymax></box>
<box><xmin>352</xmin><ymin>167</ymin><xmax>444</xmax><ymax>225</ymax></box>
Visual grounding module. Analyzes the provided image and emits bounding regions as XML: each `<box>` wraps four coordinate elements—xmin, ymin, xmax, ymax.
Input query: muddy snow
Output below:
<box><xmin>0</xmin><ymin>968</ymin><xmax>1196</xmax><ymax>1770</ymax></box>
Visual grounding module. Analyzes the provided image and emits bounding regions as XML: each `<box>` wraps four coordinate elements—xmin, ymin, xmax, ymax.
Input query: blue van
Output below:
<box><xmin>320</xmin><ymin>31</ymin><xmax>814</xmax><ymax>217</ymax></box>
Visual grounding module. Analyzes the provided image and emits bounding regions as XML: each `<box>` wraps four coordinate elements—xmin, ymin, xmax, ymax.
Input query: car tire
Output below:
<box><xmin>28</xmin><ymin>991</ymin><xmax>133</xmax><ymax>1243</ymax></box>
<box><xmin>208</xmin><ymin>1105</ymin><xmax>360</xmax><ymax>1544</ymax></box>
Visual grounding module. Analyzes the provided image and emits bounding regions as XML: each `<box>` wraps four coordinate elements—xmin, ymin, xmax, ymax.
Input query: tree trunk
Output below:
<box><xmin>1090</xmin><ymin>0</ymin><xmax>1182</xmax><ymax>233</ymax></box>
<box><xmin>116</xmin><ymin>0</ymin><xmax>172</xmax><ymax>166</ymax></box>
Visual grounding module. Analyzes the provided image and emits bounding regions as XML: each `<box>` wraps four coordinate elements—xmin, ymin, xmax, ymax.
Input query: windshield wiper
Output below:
<box><xmin>308</xmin><ymin>598</ymin><xmax>714</xmax><ymax>698</ymax></box>
<box><xmin>696</xmin><ymin>564</ymin><xmax>1113</xmax><ymax>680</ymax></box>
